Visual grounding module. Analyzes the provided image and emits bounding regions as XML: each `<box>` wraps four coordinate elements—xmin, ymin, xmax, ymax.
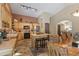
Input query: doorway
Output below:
<box><xmin>57</xmin><ymin>20</ymin><xmax>72</xmax><ymax>35</ymax></box>
<box><xmin>45</xmin><ymin>23</ymin><xmax>49</xmax><ymax>33</ymax></box>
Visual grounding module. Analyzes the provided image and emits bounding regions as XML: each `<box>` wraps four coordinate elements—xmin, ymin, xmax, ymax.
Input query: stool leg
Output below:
<box><xmin>45</xmin><ymin>40</ymin><xmax>47</xmax><ymax>48</ymax></box>
<box><xmin>35</xmin><ymin>40</ymin><xmax>37</xmax><ymax>50</ymax></box>
<box><xmin>44</xmin><ymin>40</ymin><xmax>45</xmax><ymax>48</ymax></box>
<box><xmin>35</xmin><ymin>40</ymin><xmax>38</xmax><ymax>50</ymax></box>
<box><xmin>37</xmin><ymin>40</ymin><xmax>38</xmax><ymax>50</ymax></box>
<box><xmin>39</xmin><ymin>39</ymin><xmax>42</xmax><ymax>49</ymax></box>
<box><xmin>41</xmin><ymin>39</ymin><xmax>43</xmax><ymax>48</ymax></box>
<box><xmin>42</xmin><ymin>39</ymin><xmax>44</xmax><ymax>48</ymax></box>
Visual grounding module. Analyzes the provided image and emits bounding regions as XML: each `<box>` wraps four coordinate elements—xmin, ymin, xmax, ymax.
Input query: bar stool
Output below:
<box><xmin>44</xmin><ymin>37</ymin><xmax>48</xmax><ymax>48</ymax></box>
<box><xmin>35</xmin><ymin>37</ymin><xmax>48</xmax><ymax>50</ymax></box>
<box><xmin>40</xmin><ymin>38</ymin><xmax>43</xmax><ymax>48</ymax></box>
<box><xmin>35</xmin><ymin>38</ymin><xmax>41</xmax><ymax>50</ymax></box>
<box><xmin>41</xmin><ymin>38</ymin><xmax>47</xmax><ymax>48</ymax></box>
<box><xmin>35</xmin><ymin>39</ymin><xmax>38</xmax><ymax>50</ymax></box>
<box><xmin>41</xmin><ymin>38</ymin><xmax>45</xmax><ymax>48</ymax></box>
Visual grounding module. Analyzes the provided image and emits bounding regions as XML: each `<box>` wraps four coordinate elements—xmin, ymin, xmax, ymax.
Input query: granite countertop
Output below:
<box><xmin>31</xmin><ymin>33</ymin><xmax>50</xmax><ymax>36</ymax></box>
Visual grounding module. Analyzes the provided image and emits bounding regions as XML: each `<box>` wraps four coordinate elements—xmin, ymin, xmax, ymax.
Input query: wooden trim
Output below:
<box><xmin>2</xmin><ymin>3</ymin><xmax>12</xmax><ymax>17</ymax></box>
<box><xmin>7</xmin><ymin>4</ymin><xmax>12</xmax><ymax>14</ymax></box>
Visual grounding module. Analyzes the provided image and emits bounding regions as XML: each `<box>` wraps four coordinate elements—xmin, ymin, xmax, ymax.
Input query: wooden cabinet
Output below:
<box><xmin>0</xmin><ymin>3</ymin><xmax>12</xmax><ymax>29</ymax></box>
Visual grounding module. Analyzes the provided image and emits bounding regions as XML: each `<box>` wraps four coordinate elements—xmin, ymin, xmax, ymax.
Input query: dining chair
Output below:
<box><xmin>66</xmin><ymin>32</ymin><xmax>73</xmax><ymax>42</ymax></box>
<box><xmin>48</xmin><ymin>44</ymin><xmax>68</xmax><ymax>56</ymax></box>
<box><xmin>57</xmin><ymin>46</ymin><xmax>68</xmax><ymax>56</ymax></box>
<box><xmin>49</xmin><ymin>35</ymin><xmax>60</xmax><ymax>43</ymax></box>
<box><xmin>60</xmin><ymin>32</ymin><xmax>67</xmax><ymax>42</ymax></box>
<box><xmin>47</xmin><ymin>44</ymin><xmax>58</xmax><ymax>56</ymax></box>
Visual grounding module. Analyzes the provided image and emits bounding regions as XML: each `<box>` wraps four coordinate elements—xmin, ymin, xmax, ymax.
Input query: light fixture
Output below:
<box><xmin>72</xmin><ymin>10</ymin><xmax>79</xmax><ymax>17</ymax></box>
<box><xmin>20</xmin><ymin>4</ymin><xmax>38</xmax><ymax>12</ymax></box>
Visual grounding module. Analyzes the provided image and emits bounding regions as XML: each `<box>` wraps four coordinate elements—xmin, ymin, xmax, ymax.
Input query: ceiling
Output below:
<box><xmin>10</xmin><ymin>3</ymin><xmax>74</xmax><ymax>17</ymax></box>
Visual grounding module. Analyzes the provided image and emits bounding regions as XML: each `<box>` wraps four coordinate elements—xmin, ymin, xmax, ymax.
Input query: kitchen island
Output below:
<box><xmin>31</xmin><ymin>34</ymin><xmax>50</xmax><ymax>49</ymax></box>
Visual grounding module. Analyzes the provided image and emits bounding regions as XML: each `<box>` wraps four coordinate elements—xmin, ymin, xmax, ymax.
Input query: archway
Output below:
<box><xmin>57</xmin><ymin>20</ymin><xmax>72</xmax><ymax>35</ymax></box>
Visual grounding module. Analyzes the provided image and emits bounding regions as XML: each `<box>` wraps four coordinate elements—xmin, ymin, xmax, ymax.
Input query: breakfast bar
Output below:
<box><xmin>31</xmin><ymin>34</ymin><xmax>50</xmax><ymax>50</ymax></box>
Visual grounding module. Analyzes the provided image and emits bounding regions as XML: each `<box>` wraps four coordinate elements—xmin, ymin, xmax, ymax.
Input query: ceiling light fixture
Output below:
<box><xmin>20</xmin><ymin>4</ymin><xmax>38</xmax><ymax>12</ymax></box>
<box><xmin>72</xmin><ymin>10</ymin><xmax>79</xmax><ymax>17</ymax></box>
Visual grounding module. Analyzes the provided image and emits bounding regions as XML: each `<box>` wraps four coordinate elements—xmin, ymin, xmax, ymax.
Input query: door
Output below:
<box><xmin>57</xmin><ymin>24</ymin><xmax>61</xmax><ymax>36</ymax></box>
<box><xmin>45</xmin><ymin>23</ymin><xmax>49</xmax><ymax>33</ymax></box>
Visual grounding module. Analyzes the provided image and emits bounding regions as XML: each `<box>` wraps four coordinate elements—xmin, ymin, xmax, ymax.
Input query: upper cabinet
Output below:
<box><xmin>0</xmin><ymin>3</ymin><xmax>12</xmax><ymax>29</ymax></box>
<box><xmin>12</xmin><ymin>13</ymin><xmax>38</xmax><ymax>23</ymax></box>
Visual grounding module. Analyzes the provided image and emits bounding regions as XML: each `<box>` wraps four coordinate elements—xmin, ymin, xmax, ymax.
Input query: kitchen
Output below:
<box><xmin>0</xmin><ymin>3</ymin><xmax>79</xmax><ymax>56</ymax></box>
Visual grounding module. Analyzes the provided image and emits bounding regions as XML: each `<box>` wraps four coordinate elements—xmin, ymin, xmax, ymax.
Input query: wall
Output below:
<box><xmin>38</xmin><ymin>12</ymin><xmax>51</xmax><ymax>33</ymax></box>
<box><xmin>50</xmin><ymin>4</ymin><xmax>79</xmax><ymax>34</ymax></box>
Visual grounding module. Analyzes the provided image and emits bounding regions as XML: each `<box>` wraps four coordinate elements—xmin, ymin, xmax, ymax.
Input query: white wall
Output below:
<box><xmin>50</xmin><ymin>4</ymin><xmax>79</xmax><ymax>34</ymax></box>
<box><xmin>38</xmin><ymin>12</ymin><xmax>51</xmax><ymax>33</ymax></box>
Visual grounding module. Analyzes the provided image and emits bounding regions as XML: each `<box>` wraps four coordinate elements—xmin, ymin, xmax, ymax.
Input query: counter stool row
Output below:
<box><xmin>35</xmin><ymin>38</ymin><xmax>48</xmax><ymax>50</ymax></box>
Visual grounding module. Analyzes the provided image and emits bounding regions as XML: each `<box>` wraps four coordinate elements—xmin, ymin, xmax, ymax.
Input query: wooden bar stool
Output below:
<box><xmin>35</xmin><ymin>38</ymin><xmax>42</xmax><ymax>50</ymax></box>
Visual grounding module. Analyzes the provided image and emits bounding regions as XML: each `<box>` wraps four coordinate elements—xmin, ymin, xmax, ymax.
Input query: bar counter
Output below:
<box><xmin>31</xmin><ymin>33</ymin><xmax>50</xmax><ymax>49</ymax></box>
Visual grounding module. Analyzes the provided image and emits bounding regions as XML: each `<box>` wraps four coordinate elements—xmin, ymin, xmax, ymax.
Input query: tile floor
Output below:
<box><xmin>14</xmin><ymin>39</ymin><xmax>48</xmax><ymax>56</ymax></box>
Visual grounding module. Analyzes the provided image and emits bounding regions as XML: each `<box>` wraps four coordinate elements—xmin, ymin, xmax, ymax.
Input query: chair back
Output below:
<box><xmin>57</xmin><ymin>46</ymin><xmax>68</xmax><ymax>56</ymax></box>
<box><xmin>49</xmin><ymin>35</ymin><xmax>60</xmax><ymax>43</ymax></box>
<box><xmin>61</xmin><ymin>32</ymin><xmax>67</xmax><ymax>41</ymax></box>
<box><xmin>66</xmin><ymin>32</ymin><xmax>72</xmax><ymax>40</ymax></box>
<box><xmin>48</xmin><ymin>44</ymin><xmax>68</xmax><ymax>56</ymax></box>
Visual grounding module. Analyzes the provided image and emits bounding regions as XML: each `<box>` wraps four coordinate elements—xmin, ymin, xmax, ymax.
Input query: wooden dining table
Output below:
<box><xmin>48</xmin><ymin>41</ymin><xmax>79</xmax><ymax>56</ymax></box>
